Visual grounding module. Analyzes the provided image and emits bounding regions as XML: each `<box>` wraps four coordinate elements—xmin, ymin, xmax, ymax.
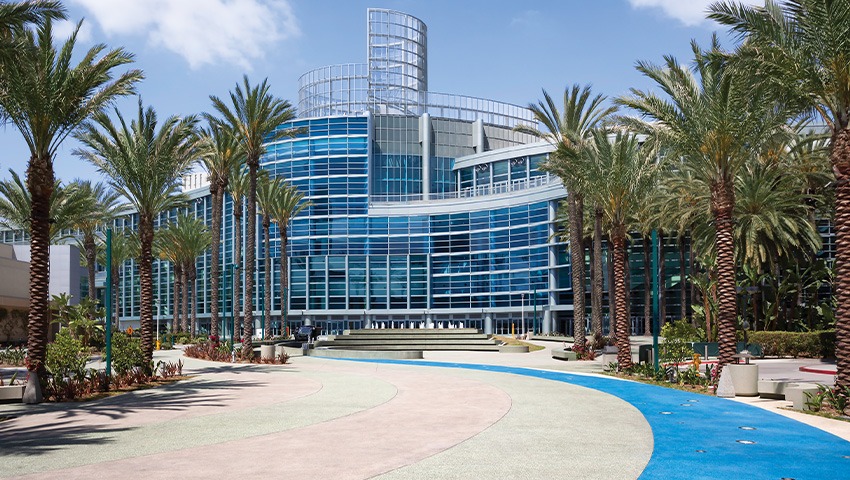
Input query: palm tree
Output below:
<box><xmin>207</xmin><ymin>75</ymin><xmax>297</xmax><ymax>359</ymax></box>
<box><xmin>97</xmin><ymin>229</ymin><xmax>137</xmax><ymax>329</ymax></box>
<box><xmin>75</xmin><ymin>100</ymin><xmax>198</xmax><ymax>371</ymax></box>
<box><xmin>709</xmin><ymin>0</ymin><xmax>850</xmax><ymax>385</ymax></box>
<box><xmin>256</xmin><ymin>171</ymin><xmax>275</xmax><ymax>339</ymax></box>
<box><xmin>0</xmin><ymin>20</ymin><xmax>140</xmax><ymax>398</ymax></box>
<box><xmin>516</xmin><ymin>85</ymin><xmax>616</xmax><ymax>346</ymax></box>
<box><xmin>156</xmin><ymin>213</ymin><xmax>210</xmax><ymax>335</ymax></box>
<box><xmin>155</xmin><ymin>225</ymin><xmax>184</xmax><ymax>333</ymax></box>
<box><xmin>226</xmin><ymin>165</ymin><xmax>250</xmax><ymax>343</ymax></box>
<box><xmin>265</xmin><ymin>180</ymin><xmax>309</xmax><ymax>340</ymax></box>
<box><xmin>617</xmin><ymin>38</ymin><xmax>794</xmax><ymax>370</ymax></box>
<box><xmin>69</xmin><ymin>180</ymin><xmax>120</xmax><ymax>301</ymax></box>
<box><xmin>0</xmin><ymin>1</ymin><xmax>64</xmax><ymax>62</ymax></box>
<box><xmin>582</xmin><ymin>130</ymin><xmax>658</xmax><ymax>369</ymax></box>
<box><xmin>198</xmin><ymin>123</ymin><xmax>244</xmax><ymax>338</ymax></box>
<box><xmin>0</xmin><ymin>170</ymin><xmax>90</xmax><ymax>241</ymax></box>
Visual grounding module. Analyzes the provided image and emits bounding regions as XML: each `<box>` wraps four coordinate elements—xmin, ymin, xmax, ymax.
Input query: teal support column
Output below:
<box><xmin>651</xmin><ymin>230</ymin><xmax>660</xmax><ymax>370</ymax></box>
<box><xmin>104</xmin><ymin>228</ymin><xmax>113</xmax><ymax>378</ymax></box>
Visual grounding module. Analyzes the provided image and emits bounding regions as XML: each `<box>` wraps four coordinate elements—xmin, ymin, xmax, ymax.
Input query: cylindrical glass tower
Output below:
<box><xmin>366</xmin><ymin>9</ymin><xmax>428</xmax><ymax>116</ymax></box>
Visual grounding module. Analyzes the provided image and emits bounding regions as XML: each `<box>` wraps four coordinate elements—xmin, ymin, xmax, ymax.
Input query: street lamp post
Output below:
<box><xmin>521</xmin><ymin>293</ymin><xmax>525</xmax><ymax>338</ymax></box>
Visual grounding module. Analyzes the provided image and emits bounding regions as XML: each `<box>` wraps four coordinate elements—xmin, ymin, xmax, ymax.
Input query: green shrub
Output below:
<box><xmin>661</xmin><ymin>319</ymin><xmax>706</xmax><ymax>343</ymax></box>
<box><xmin>111</xmin><ymin>332</ymin><xmax>145</xmax><ymax>375</ymax></box>
<box><xmin>46</xmin><ymin>329</ymin><xmax>87</xmax><ymax>379</ymax></box>
<box><xmin>748</xmin><ymin>330</ymin><xmax>835</xmax><ymax>358</ymax></box>
<box><xmin>660</xmin><ymin>320</ymin><xmax>703</xmax><ymax>366</ymax></box>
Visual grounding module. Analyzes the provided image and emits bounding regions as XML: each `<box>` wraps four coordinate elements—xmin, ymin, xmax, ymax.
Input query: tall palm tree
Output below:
<box><xmin>155</xmin><ymin>225</ymin><xmax>184</xmax><ymax>333</ymax></box>
<box><xmin>226</xmin><ymin>165</ymin><xmax>250</xmax><ymax>343</ymax></box>
<box><xmin>265</xmin><ymin>180</ymin><xmax>309</xmax><ymax>340</ymax></box>
<box><xmin>516</xmin><ymin>85</ymin><xmax>616</xmax><ymax>345</ymax></box>
<box><xmin>156</xmin><ymin>213</ymin><xmax>210</xmax><ymax>335</ymax></box>
<box><xmin>207</xmin><ymin>75</ymin><xmax>297</xmax><ymax>359</ymax></box>
<box><xmin>75</xmin><ymin>100</ymin><xmax>198</xmax><ymax>371</ymax></box>
<box><xmin>256</xmin><ymin>171</ymin><xmax>275</xmax><ymax>339</ymax></box>
<box><xmin>582</xmin><ymin>130</ymin><xmax>658</xmax><ymax>369</ymax></box>
<box><xmin>617</xmin><ymin>38</ymin><xmax>794</xmax><ymax>370</ymax></box>
<box><xmin>198</xmin><ymin>123</ymin><xmax>244</xmax><ymax>338</ymax></box>
<box><xmin>0</xmin><ymin>20</ymin><xmax>140</xmax><ymax>398</ymax></box>
<box><xmin>97</xmin><ymin>229</ymin><xmax>137</xmax><ymax>328</ymax></box>
<box><xmin>69</xmin><ymin>180</ymin><xmax>120</xmax><ymax>301</ymax></box>
<box><xmin>709</xmin><ymin>0</ymin><xmax>850</xmax><ymax>385</ymax></box>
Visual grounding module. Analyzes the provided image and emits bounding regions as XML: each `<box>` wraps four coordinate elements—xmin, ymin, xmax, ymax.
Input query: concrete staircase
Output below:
<box><xmin>315</xmin><ymin>328</ymin><xmax>500</xmax><ymax>352</ymax></box>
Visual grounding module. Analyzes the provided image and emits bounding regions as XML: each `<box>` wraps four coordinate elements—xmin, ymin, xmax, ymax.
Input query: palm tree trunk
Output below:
<box><xmin>190</xmin><ymin>267</ymin><xmax>198</xmax><ymax>336</ymax></box>
<box><xmin>172</xmin><ymin>264</ymin><xmax>182</xmax><ymax>333</ymax></box>
<box><xmin>689</xmin><ymin>244</ymin><xmax>697</xmax><ymax>327</ymax></box>
<box><xmin>263</xmin><ymin>216</ymin><xmax>271</xmax><ymax>340</ymax></box>
<box><xmin>713</xmin><ymin>182</ymin><xmax>737</xmax><ymax>372</ymax></box>
<box><xmin>591</xmin><ymin>207</ymin><xmax>603</xmax><ymax>338</ymax></box>
<box><xmin>643</xmin><ymin>234</ymin><xmax>651</xmax><ymax>336</ymax></box>
<box><xmin>244</xmin><ymin>161</ymin><xmax>258</xmax><ymax>359</ymax></box>
<box><xmin>138</xmin><ymin>217</ymin><xmax>155</xmax><ymax>373</ymax></box>
<box><xmin>209</xmin><ymin>184</ymin><xmax>223</xmax><ymax>338</ymax></box>
<box><xmin>833</xmin><ymin>127</ymin><xmax>850</xmax><ymax>388</ymax></box>
<box><xmin>281</xmin><ymin>230</ymin><xmax>289</xmax><ymax>338</ymax></box>
<box><xmin>569</xmin><ymin>194</ymin><xmax>586</xmax><ymax>346</ymax></box>
<box><xmin>181</xmin><ymin>265</ymin><xmax>189</xmax><ymax>334</ymax></box>
<box><xmin>613</xmin><ymin>230</ymin><xmax>632</xmax><ymax>369</ymax></box>
<box><xmin>233</xmin><ymin>203</ymin><xmax>243</xmax><ymax>344</ymax></box>
<box><xmin>659</xmin><ymin>232</ymin><xmax>667</xmax><ymax>325</ymax></box>
<box><xmin>25</xmin><ymin>155</ymin><xmax>52</xmax><ymax>396</ymax></box>
<box><xmin>679</xmin><ymin>235</ymin><xmax>687</xmax><ymax>321</ymax></box>
<box><xmin>84</xmin><ymin>233</ymin><xmax>97</xmax><ymax>301</ymax></box>
<box><xmin>608</xmin><ymin>242</ymin><xmax>615</xmax><ymax>338</ymax></box>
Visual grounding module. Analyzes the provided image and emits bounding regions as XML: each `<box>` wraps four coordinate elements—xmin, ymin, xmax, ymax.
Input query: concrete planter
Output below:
<box><xmin>260</xmin><ymin>344</ymin><xmax>275</xmax><ymax>360</ymax></box>
<box><xmin>0</xmin><ymin>385</ymin><xmax>25</xmax><ymax>402</ymax></box>
<box><xmin>728</xmin><ymin>364</ymin><xmax>759</xmax><ymax>396</ymax></box>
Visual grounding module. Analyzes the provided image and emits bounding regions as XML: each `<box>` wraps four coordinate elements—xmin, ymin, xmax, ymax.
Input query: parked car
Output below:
<box><xmin>294</xmin><ymin>325</ymin><xmax>322</xmax><ymax>342</ymax></box>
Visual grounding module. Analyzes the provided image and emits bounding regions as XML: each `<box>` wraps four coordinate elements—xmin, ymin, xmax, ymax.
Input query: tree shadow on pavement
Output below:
<box><xmin>0</xmin><ymin>419</ymin><xmax>132</xmax><ymax>456</ymax></box>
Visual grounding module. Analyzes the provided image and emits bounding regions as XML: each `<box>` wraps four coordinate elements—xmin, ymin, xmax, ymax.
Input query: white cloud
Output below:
<box><xmin>69</xmin><ymin>0</ymin><xmax>300</xmax><ymax>69</ymax></box>
<box><xmin>627</xmin><ymin>0</ymin><xmax>762</xmax><ymax>26</ymax></box>
<box><xmin>52</xmin><ymin>19</ymin><xmax>94</xmax><ymax>43</ymax></box>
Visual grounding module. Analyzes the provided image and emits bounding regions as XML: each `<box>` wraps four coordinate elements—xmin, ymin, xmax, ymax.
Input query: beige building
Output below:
<box><xmin>0</xmin><ymin>244</ymin><xmax>29</xmax><ymax>343</ymax></box>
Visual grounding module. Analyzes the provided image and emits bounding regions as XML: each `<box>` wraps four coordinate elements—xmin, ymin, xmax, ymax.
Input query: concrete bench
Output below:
<box><xmin>758</xmin><ymin>380</ymin><xmax>791</xmax><ymax>400</ymax></box>
<box><xmin>784</xmin><ymin>383</ymin><xmax>821</xmax><ymax>410</ymax></box>
<box><xmin>552</xmin><ymin>349</ymin><xmax>577</xmax><ymax>361</ymax></box>
<box><xmin>499</xmin><ymin>345</ymin><xmax>529</xmax><ymax>353</ymax></box>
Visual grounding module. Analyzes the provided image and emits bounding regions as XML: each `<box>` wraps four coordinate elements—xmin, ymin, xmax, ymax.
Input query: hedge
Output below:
<box><xmin>748</xmin><ymin>330</ymin><xmax>835</xmax><ymax>358</ymax></box>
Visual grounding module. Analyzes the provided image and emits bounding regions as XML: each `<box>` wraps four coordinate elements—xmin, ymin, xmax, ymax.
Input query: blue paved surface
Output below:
<box><xmin>335</xmin><ymin>358</ymin><xmax>850</xmax><ymax>480</ymax></box>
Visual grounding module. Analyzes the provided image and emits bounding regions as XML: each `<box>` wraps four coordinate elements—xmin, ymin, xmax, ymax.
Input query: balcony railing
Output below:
<box><xmin>371</xmin><ymin>175</ymin><xmax>560</xmax><ymax>205</ymax></box>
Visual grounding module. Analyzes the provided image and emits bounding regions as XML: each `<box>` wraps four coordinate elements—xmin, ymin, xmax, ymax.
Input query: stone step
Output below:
<box><xmin>346</xmin><ymin>328</ymin><xmax>481</xmax><ymax>335</ymax></box>
<box><xmin>338</xmin><ymin>334</ymin><xmax>491</xmax><ymax>341</ymax></box>
<box><xmin>321</xmin><ymin>344</ymin><xmax>500</xmax><ymax>351</ymax></box>
<box><xmin>325</xmin><ymin>339</ymin><xmax>497</xmax><ymax>346</ymax></box>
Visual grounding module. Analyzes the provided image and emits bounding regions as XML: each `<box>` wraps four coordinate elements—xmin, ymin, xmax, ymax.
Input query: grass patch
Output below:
<box><xmin>492</xmin><ymin>335</ymin><xmax>545</xmax><ymax>352</ymax></box>
<box><xmin>781</xmin><ymin>406</ymin><xmax>850</xmax><ymax>423</ymax></box>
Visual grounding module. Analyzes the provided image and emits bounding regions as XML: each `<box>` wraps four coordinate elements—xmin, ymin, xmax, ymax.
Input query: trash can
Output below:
<box><xmin>260</xmin><ymin>344</ymin><xmax>275</xmax><ymax>360</ymax></box>
<box><xmin>638</xmin><ymin>344</ymin><xmax>654</xmax><ymax>364</ymax></box>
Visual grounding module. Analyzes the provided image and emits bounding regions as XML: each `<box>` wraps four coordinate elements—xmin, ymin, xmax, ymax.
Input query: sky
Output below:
<box><xmin>0</xmin><ymin>0</ymin><xmax>759</xmax><ymax>184</ymax></box>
